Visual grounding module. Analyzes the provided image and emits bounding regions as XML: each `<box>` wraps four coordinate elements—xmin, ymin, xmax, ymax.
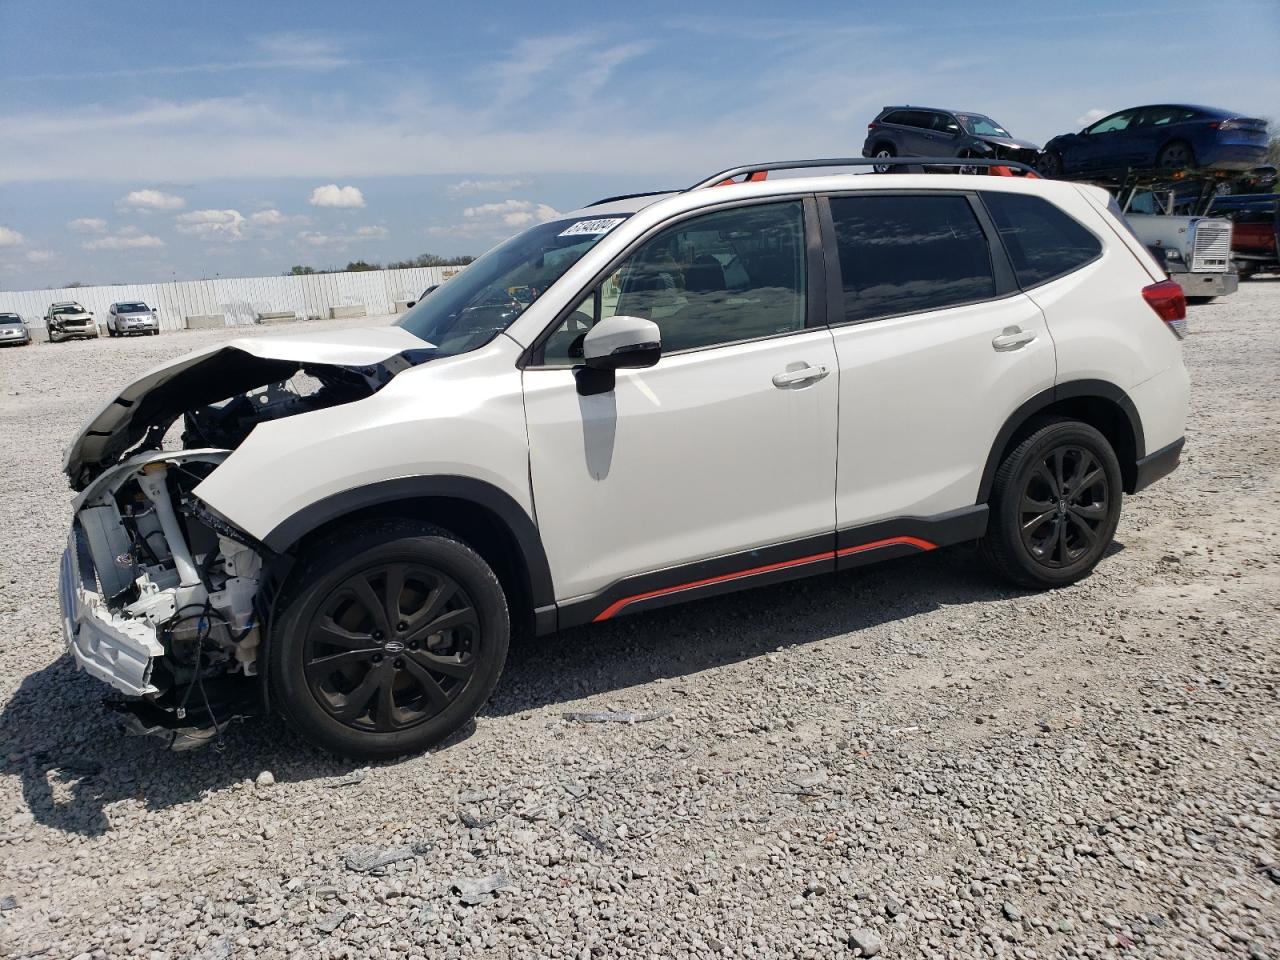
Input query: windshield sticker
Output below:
<box><xmin>559</xmin><ymin>218</ymin><xmax>626</xmax><ymax>237</ymax></box>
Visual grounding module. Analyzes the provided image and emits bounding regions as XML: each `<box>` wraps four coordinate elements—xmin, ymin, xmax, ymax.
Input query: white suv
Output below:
<box><xmin>58</xmin><ymin>161</ymin><xmax>1189</xmax><ymax>757</ymax></box>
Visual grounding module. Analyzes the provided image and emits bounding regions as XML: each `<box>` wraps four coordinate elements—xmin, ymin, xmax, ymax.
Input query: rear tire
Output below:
<box><xmin>1157</xmin><ymin>140</ymin><xmax>1194</xmax><ymax>171</ymax></box>
<box><xmin>872</xmin><ymin>144</ymin><xmax>896</xmax><ymax>174</ymax></box>
<box><xmin>981</xmin><ymin>419</ymin><xmax>1123</xmax><ymax>589</ymax></box>
<box><xmin>269</xmin><ymin>519</ymin><xmax>510</xmax><ymax>759</ymax></box>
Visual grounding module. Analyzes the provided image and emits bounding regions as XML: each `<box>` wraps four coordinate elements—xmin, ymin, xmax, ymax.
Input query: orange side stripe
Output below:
<box><xmin>591</xmin><ymin>536</ymin><xmax>937</xmax><ymax>623</ymax></box>
<box><xmin>592</xmin><ymin>551</ymin><xmax>832</xmax><ymax>622</ymax></box>
<box><xmin>836</xmin><ymin>535</ymin><xmax>936</xmax><ymax>556</ymax></box>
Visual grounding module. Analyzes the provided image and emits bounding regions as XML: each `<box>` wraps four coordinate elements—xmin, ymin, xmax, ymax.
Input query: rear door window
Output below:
<box><xmin>827</xmin><ymin>194</ymin><xmax>996</xmax><ymax>323</ymax></box>
<box><xmin>982</xmin><ymin>192</ymin><xmax>1102</xmax><ymax>287</ymax></box>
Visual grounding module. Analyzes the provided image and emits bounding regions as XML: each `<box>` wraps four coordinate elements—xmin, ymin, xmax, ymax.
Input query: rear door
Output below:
<box><xmin>819</xmin><ymin>191</ymin><xmax>1056</xmax><ymax>558</ymax></box>
<box><xmin>900</xmin><ymin>111</ymin><xmax>939</xmax><ymax>155</ymax></box>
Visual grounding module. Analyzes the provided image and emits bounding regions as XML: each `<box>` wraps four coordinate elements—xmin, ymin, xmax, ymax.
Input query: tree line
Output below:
<box><xmin>286</xmin><ymin>253</ymin><xmax>475</xmax><ymax>276</ymax></box>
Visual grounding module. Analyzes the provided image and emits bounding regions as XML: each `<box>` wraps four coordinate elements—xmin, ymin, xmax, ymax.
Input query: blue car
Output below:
<box><xmin>1039</xmin><ymin>104</ymin><xmax>1269</xmax><ymax>177</ymax></box>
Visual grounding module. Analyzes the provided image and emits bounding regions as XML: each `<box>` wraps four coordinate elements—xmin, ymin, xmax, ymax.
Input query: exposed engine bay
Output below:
<box><xmin>62</xmin><ymin>450</ymin><xmax>264</xmax><ymax>749</ymax></box>
<box><xmin>59</xmin><ymin>330</ymin><xmax>438</xmax><ymax>748</ymax></box>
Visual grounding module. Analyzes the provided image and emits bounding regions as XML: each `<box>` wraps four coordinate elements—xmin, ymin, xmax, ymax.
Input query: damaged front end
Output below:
<box><xmin>58</xmin><ymin>328</ymin><xmax>436</xmax><ymax>748</ymax></box>
<box><xmin>61</xmin><ymin>450</ymin><xmax>265</xmax><ymax>749</ymax></box>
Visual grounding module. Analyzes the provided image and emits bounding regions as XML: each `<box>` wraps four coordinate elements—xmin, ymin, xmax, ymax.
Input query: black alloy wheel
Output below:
<box><xmin>1017</xmin><ymin>445</ymin><xmax>1110</xmax><ymax>568</ymax></box>
<box><xmin>302</xmin><ymin>562</ymin><xmax>480</xmax><ymax>733</ymax></box>
<box><xmin>1037</xmin><ymin>151</ymin><xmax>1063</xmax><ymax>177</ymax></box>
<box><xmin>981</xmin><ymin>419</ymin><xmax>1123</xmax><ymax>588</ymax></box>
<box><xmin>271</xmin><ymin>519</ymin><xmax>509</xmax><ymax>758</ymax></box>
<box><xmin>1157</xmin><ymin>141</ymin><xmax>1194</xmax><ymax>171</ymax></box>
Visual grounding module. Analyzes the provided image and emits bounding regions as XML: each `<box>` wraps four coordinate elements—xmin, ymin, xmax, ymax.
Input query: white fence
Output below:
<box><xmin>0</xmin><ymin>265</ymin><xmax>465</xmax><ymax>332</ymax></box>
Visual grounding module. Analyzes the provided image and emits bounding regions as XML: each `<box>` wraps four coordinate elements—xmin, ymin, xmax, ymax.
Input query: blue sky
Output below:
<box><xmin>1</xmin><ymin>0</ymin><xmax>1277</xmax><ymax>288</ymax></box>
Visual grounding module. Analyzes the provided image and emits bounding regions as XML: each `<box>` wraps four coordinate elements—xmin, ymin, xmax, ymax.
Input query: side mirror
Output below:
<box><xmin>582</xmin><ymin>314</ymin><xmax>661</xmax><ymax>371</ymax></box>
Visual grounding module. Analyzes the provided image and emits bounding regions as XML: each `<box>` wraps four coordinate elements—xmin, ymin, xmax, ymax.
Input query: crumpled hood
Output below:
<box><xmin>64</xmin><ymin>325</ymin><xmax>432</xmax><ymax>489</ymax></box>
<box><xmin>52</xmin><ymin>312</ymin><xmax>93</xmax><ymax>322</ymax></box>
<box><xmin>974</xmin><ymin>135</ymin><xmax>1041</xmax><ymax>152</ymax></box>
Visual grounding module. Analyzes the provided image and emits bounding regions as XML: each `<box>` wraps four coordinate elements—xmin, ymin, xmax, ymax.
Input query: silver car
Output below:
<box><xmin>0</xmin><ymin>312</ymin><xmax>30</xmax><ymax>346</ymax></box>
<box><xmin>45</xmin><ymin>301</ymin><xmax>99</xmax><ymax>343</ymax></box>
<box><xmin>107</xmin><ymin>301</ymin><xmax>160</xmax><ymax>337</ymax></box>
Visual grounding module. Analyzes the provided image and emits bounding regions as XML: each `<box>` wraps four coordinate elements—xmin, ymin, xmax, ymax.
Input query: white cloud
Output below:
<box><xmin>175</xmin><ymin>208</ymin><xmax>247</xmax><ymax>241</ymax></box>
<box><xmin>68</xmin><ymin>217</ymin><xmax>108</xmax><ymax>234</ymax></box>
<box><xmin>464</xmin><ymin>199</ymin><xmax>560</xmax><ymax>227</ymax></box>
<box><xmin>295</xmin><ymin>224</ymin><xmax>387</xmax><ymax>248</ymax></box>
<box><xmin>1075</xmin><ymin>108</ymin><xmax>1109</xmax><ymax>128</ymax></box>
<box><xmin>249</xmin><ymin>208</ymin><xmax>306</xmax><ymax>226</ymax></box>
<box><xmin>308</xmin><ymin>184</ymin><xmax>365</xmax><ymax>208</ymax></box>
<box><xmin>119</xmin><ymin>188</ymin><xmax>185</xmax><ymax>211</ymax></box>
<box><xmin>84</xmin><ymin>227</ymin><xmax>165</xmax><ymax>251</ymax></box>
<box><xmin>0</xmin><ymin>226</ymin><xmax>24</xmax><ymax>247</ymax></box>
<box><xmin>447</xmin><ymin>178</ymin><xmax>533</xmax><ymax>196</ymax></box>
<box><xmin>25</xmin><ymin>249</ymin><xmax>56</xmax><ymax>263</ymax></box>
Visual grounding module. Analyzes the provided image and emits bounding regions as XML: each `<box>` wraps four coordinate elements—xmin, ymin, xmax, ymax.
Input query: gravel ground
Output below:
<box><xmin>0</xmin><ymin>288</ymin><xmax>1277</xmax><ymax>960</ymax></box>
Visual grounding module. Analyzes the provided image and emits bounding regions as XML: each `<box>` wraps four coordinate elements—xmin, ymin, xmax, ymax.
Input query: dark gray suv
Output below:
<box><xmin>862</xmin><ymin>106</ymin><xmax>1040</xmax><ymax>172</ymax></box>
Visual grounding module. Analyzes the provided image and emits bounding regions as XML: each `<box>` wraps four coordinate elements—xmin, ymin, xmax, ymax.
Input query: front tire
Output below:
<box><xmin>981</xmin><ymin>419</ymin><xmax>1123</xmax><ymax>589</ymax></box>
<box><xmin>269</xmin><ymin>519</ymin><xmax>510</xmax><ymax>759</ymax></box>
<box><xmin>1037</xmin><ymin>151</ymin><xmax>1064</xmax><ymax>177</ymax></box>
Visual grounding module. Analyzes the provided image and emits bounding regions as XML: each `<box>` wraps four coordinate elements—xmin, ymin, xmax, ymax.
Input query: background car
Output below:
<box><xmin>862</xmin><ymin>106</ymin><xmax>1040</xmax><ymax>172</ymax></box>
<box><xmin>107</xmin><ymin>301</ymin><xmax>160</xmax><ymax>336</ymax></box>
<box><xmin>1211</xmin><ymin>193</ymin><xmax>1280</xmax><ymax>278</ymax></box>
<box><xmin>0</xmin><ymin>312</ymin><xmax>30</xmax><ymax>346</ymax></box>
<box><xmin>44</xmin><ymin>301</ymin><xmax>99</xmax><ymax>343</ymax></box>
<box><xmin>1039</xmin><ymin>104</ymin><xmax>1270</xmax><ymax>177</ymax></box>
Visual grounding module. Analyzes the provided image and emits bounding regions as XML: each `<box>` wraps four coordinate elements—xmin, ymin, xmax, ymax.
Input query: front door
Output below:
<box><xmin>522</xmin><ymin>198</ymin><xmax>839</xmax><ymax>617</ymax></box>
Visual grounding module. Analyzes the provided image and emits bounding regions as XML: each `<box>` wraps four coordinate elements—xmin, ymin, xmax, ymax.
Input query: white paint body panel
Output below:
<box><xmin>63</xmin><ymin>171</ymin><xmax>1187</xmax><ymax>614</ymax></box>
<box><xmin>194</xmin><ymin>337</ymin><xmax>532</xmax><ymax>542</ymax></box>
<box><xmin>523</xmin><ymin>330</ymin><xmax>839</xmax><ymax>600</ymax></box>
<box><xmin>830</xmin><ymin>293</ymin><xmax>1055</xmax><ymax>526</ymax></box>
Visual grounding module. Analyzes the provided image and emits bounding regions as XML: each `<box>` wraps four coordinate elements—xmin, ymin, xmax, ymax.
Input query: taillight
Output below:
<box><xmin>1143</xmin><ymin>279</ymin><xmax>1187</xmax><ymax>339</ymax></box>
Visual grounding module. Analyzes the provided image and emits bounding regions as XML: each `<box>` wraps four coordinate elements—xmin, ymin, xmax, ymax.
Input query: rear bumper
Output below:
<box><xmin>1132</xmin><ymin>437</ymin><xmax>1185</xmax><ymax>493</ymax></box>
<box><xmin>1197</xmin><ymin>142</ymin><xmax>1270</xmax><ymax>171</ymax></box>
<box><xmin>1170</xmin><ymin>270</ymin><xmax>1238</xmax><ymax>299</ymax></box>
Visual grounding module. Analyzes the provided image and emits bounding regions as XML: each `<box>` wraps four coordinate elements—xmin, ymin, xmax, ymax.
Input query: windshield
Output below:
<box><xmin>396</xmin><ymin>215</ymin><xmax>630</xmax><ymax>353</ymax></box>
<box><xmin>53</xmin><ymin>305</ymin><xmax>85</xmax><ymax>315</ymax></box>
<box><xmin>0</xmin><ymin>314</ymin><xmax>21</xmax><ymax>325</ymax></box>
<box><xmin>118</xmin><ymin>302</ymin><xmax>149</xmax><ymax>312</ymax></box>
<box><xmin>956</xmin><ymin>113</ymin><xmax>1011</xmax><ymax>138</ymax></box>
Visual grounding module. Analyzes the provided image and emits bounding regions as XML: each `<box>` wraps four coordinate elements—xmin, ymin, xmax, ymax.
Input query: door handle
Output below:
<box><xmin>772</xmin><ymin>363</ymin><xmax>830</xmax><ymax>388</ymax></box>
<box><xmin>991</xmin><ymin>326</ymin><xmax>1037</xmax><ymax>351</ymax></box>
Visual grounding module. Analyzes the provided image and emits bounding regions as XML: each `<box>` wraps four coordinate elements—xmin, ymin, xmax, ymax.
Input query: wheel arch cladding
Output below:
<box><xmin>262</xmin><ymin>476</ymin><xmax>555</xmax><ymax>635</ymax></box>
<box><xmin>978</xmin><ymin>381</ymin><xmax>1146</xmax><ymax>502</ymax></box>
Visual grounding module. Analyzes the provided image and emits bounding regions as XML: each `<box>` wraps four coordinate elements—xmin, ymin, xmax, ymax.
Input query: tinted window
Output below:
<box><xmin>540</xmin><ymin>201</ymin><xmax>807</xmax><ymax>362</ymax></box>
<box><xmin>982</xmin><ymin>192</ymin><xmax>1102</xmax><ymax>287</ymax></box>
<box><xmin>829</xmin><ymin>195</ymin><xmax>995</xmax><ymax>323</ymax></box>
<box><xmin>1137</xmin><ymin>106</ymin><xmax>1198</xmax><ymax>127</ymax></box>
<box><xmin>934</xmin><ymin>113</ymin><xmax>963</xmax><ymax>135</ymax></box>
<box><xmin>881</xmin><ymin>111</ymin><xmax>909</xmax><ymax>125</ymax></box>
<box><xmin>902</xmin><ymin>111</ymin><xmax>934</xmax><ymax>129</ymax></box>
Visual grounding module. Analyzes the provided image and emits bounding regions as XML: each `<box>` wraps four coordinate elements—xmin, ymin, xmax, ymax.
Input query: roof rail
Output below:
<box><xmin>587</xmin><ymin>189</ymin><xmax>679</xmax><ymax>207</ymax></box>
<box><xmin>687</xmin><ymin>157</ymin><xmax>1040</xmax><ymax>190</ymax></box>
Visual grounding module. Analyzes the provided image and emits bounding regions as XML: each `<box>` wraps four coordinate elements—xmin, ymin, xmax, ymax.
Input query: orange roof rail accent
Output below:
<box><xmin>716</xmin><ymin>170</ymin><xmax>769</xmax><ymax>186</ymax></box>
